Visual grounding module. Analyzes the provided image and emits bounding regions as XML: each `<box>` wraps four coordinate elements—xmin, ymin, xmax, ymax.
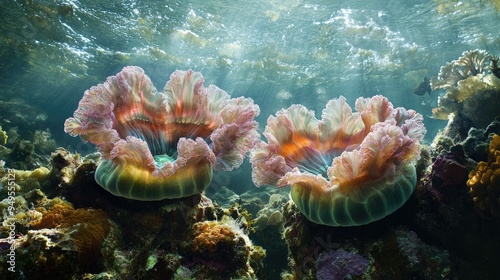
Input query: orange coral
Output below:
<box><xmin>31</xmin><ymin>202</ymin><xmax>74</xmax><ymax>229</ymax></box>
<box><xmin>468</xmin><ymin>134</ymin><xmax>500</xmax><ymax>218</ymax></box>
<box><xmin>191</xmin><ymin>221</ymin><xmax>236</xmax><ymax>253</ymax></box>
<box><xmin>31</xmin><ymin>200</ymin><xmax>110</xmax><ymax>268</ymax></box>
<box><xmin>186</xmin><ymin>219</ymin><xmax>264</xmax><ymax>278</ymax></box>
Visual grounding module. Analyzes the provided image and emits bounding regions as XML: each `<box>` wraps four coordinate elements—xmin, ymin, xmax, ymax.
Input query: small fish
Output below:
<box><xmin>490</xmin><ymin>56</ymin><xmax>500</xmax><ymax>79</ymax></box>
<box><xmin>413</xmin><ymin>76</ymin><xmax>432</xmax><ymax>96</ymax></box>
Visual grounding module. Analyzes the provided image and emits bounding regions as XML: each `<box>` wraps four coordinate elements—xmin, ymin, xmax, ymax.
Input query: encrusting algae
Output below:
<box><xmin>30</xmin><ymin>199</ymin><xmax>111</xmax><ymax>266</ymax></box>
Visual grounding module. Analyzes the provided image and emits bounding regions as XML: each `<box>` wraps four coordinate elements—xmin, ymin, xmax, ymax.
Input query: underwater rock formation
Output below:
<box><xmin>65</xmin><ymin>66</ymin><xmax>260</xmax><ymax>200</ymax></box>
<box><xmin>29</xmin><ymin>199</ymin><xmax>111</xmax><ymax>270</ymax></box>
<box><xmin>280</xmin><ymin>199</ymin><xmax>453</xmax><ymax>280</ymax></box>
<box><xmin>420</xmin><ymin>144</ymin><xmax>473</xmax><ymax>206</ymax></box>
<box><xmin>0</xmin><ymin>125</ymin><xmax>58</xmax><ymax>170</ymax></box>
<box><xmin>251</xmin><ymin>95</ymin><xmax>425</xmax><ymax>226</ymax></box>
<box><xmin>0</xmin><ymin>156</ymin><xmax>266</xmax><ymax>279</ymax></box>
<box><xmin>182</xmin><ymin>218</ymin><xmax>265</xmax><ymax>279</ymax></box>
<box><xmin>0</xmin><ymin>189</ymin><xmax>110</xmax><ymax>279</ymax></box>
<box><xmin>413</xmin><ymin>129</ymin><xmax>500</xmax><ymax>280</ymax></box>
<box><xmin>253</xmin><ymin>193</ymin><xmax>287</xmax><ymax>231</ymax></box>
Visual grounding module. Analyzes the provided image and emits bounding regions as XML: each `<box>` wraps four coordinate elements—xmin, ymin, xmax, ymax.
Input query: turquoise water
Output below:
<box><xmin>2</xmin><ymin>0</ymin><xmax>499</xmax><ymax>155</ymax></box>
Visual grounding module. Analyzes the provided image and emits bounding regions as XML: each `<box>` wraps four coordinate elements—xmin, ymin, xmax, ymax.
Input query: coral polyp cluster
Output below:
<box><xmin>184</xmin><ymin>218</ymin><xmax>265</xmax><ymax>278</ymax></box>
<box><xmin>468</xmin><ymin>134</ymin><xmax>500</xmax><ymax>218</ymax></box>
<box><xmin>191</xmin><ymin>220</ymin><xmax>238</xmax><ymax>253</ymax></box>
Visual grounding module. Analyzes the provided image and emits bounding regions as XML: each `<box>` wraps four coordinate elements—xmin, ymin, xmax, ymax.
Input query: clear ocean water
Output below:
<box><xmin>2</xmin><ymin>0</ymin><xmax>499</xmax><ymax>151</ymax></box>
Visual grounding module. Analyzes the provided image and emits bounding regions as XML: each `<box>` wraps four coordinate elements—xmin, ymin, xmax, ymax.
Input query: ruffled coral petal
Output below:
<box><xmin>211</xmin><ymin>122</ymin><xmax>257</xmax><ymax>170</ymax></box>
<box><xmin>64</xmin><ymin>81</ymin><xmax>122</xmax><ymax>153</ymax></box>
<box><xmin>250</xmin><ymin>141</ymin><xmax>289</xmax><ymax>187</ymax></box>
<box><xmin>320</xmin><ymin>96</ymin><xmax>366</xmax><ymax>148</ymax></box>
<box><xmin>163</xmin><ymin>70</ymin><xmax>225</xmax><ymax>138</ymax></box>
<box><xmin>164</xmin><ymin>70</ymin><xmax>206</xmax><ymax>120</ymax></box>
<box><xmin>356</xmin><ymin>95</ymin><xmax>393</xmax><ymax>128</ymax></box>
<box><xmin>251</xmin><ymin>95</ymin><xmax>399</xmax><ymax>188</ymax></box>
<box><xmin>390</xmin><ymin>108</ymin><xmax>426</xmax><ymax>142</ymax></box>
<box><xmin>330</xmin><ymin>123</ymin><xmax>413</xmax><ymax>202</ymax></box>
<box><xmin>64</xmin><ymin>66</ymin><xmax>167</xmax><ymax>156</ymax></box>
<box><xmin>211</xmin><ymin>96</ymin><xmax>260</xmax><ymax>171</ymax></box>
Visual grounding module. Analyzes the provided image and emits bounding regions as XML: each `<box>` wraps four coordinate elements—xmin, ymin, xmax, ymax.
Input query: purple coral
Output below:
<box><xmin>426</xmin><ymin>146</ymin><xmax>469</xmax><ymax>204</ymax></box>
<box><xmin>316</xmin><ymin>249</ymin><xmax>369</xmax><ymax>280</ymax></box>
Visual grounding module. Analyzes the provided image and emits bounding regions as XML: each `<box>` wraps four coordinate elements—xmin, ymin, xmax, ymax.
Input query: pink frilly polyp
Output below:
<box><xmin>250</xmin><ymin>95</ymin><xmax>426</xmax><ymax>226</ymax></box>
<box><xmin>65</xmin><ymin>66</ymin><xmax>260</xmax><ymax>200</ymax></box>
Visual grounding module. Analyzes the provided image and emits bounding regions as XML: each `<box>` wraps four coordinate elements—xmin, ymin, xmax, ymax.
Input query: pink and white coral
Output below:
<box><xmin>251</xmin><ymin>95</ymin><xmax>426</xmax><ymax>226</ymax></box>
<box><xmin>65</xmin><ymin>66</ymin><xmax>260</xmax><ymax>200</ymax></box>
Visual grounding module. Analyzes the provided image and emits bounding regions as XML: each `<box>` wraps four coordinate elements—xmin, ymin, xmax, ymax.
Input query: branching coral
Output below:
<box><xmin>432</xmin><ymin>49</ymin><xmax>491</xmax><ymax>90</ymax></box>
<box><xmin>65</xmin><ymin>66</ymin><xmax>259</xmax><ymax>200</ymax></box>
<box><xmin>468</xmin><ymin>134</ymin><xmax>500</xmax><ymax>218</ymax></box>
<box><xmin>251</xmin><ymin>95</ymin><xmax>426</xmax><ymax>226</ymax></box>
<box><xmin>431</xmin><ymin>50</ymin><xmax>500</xmax><ymax>124</ymax></box>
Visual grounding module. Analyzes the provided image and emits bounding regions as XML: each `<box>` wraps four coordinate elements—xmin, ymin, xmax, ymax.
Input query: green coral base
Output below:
<box><xmin>290</xmin><ymin>164</ymin><xmax>417</xmax><ymax>226</ymax></box>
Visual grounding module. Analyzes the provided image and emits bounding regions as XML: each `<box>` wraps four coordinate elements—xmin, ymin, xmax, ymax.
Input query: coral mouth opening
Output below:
<box><xmin>288</xmin><ymin>146</ymin><xmax>336</xmax><ymax>178</ymax></box>
<box><xmin>153</xmin><ymin>154</ymin><xmax>177</xmax><ymax>168</ymax></box>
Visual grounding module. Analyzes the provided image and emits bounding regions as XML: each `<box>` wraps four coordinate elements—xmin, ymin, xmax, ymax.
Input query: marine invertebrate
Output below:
<box><xmin>251</xmin><ymin>95</ymin><xmax>425</xmax><ymax>226</ymax></box>
<box><xmin>11</xmin><ymin>198</ymin><xmax>111</xmax><ymax>278</ymax></box>
<box><xmin>430</xmin><ymin>50</ymin><xmax>500</xmax><ymax>124</ymax></box>
<box><xmin>431</xmin><ymin>156</ymin><xmax>467</xmax><ymax>187</ymax></box>
<box><xmin>65</xmin><ymin>66</ymin><xmax>259</xmax><ymax>200</ymax></box>
<box><xmin>431</xmin><ymin>49</ymin><xmax>491</xmax><ymax>90</ymax></box>
<box><xmin>185</xmin><ymin>217</ymin><xmax>265</xmax><ymax>278</ymax></box>
<box><xmin>468</xmin><ymin>134</ymin><xmax>500</xmax><ymax>218</ymax></box>
<box><xmin>190</xmin><ymin>220</ymin><xmax>237</xmax><ymax>254</ymax></box>
<box><xmin>0</xmin><ymin>166</ymin><xmax>51</xmax><ymax>197</ymax></box>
